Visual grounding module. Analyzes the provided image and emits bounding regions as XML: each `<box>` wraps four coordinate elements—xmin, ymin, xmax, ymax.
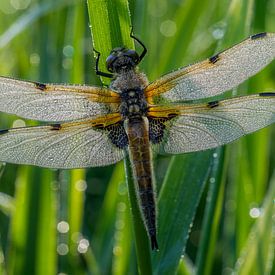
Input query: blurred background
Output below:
<box><xmin>0</xmin><ymin>0</ymin><xmax>274</xmax><ymax>274</ymax></box>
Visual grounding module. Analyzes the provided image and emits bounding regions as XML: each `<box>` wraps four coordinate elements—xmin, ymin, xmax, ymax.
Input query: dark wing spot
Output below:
<box><xmin>209</xmin><ymin>54</ymin><xmax>220</xmax><ymax>64</ymax></box>
<box><xmin>34</xmin><ymin>82</ymin><xmax>47</xmax><ymax>90</ymax></box>
<box><xmin>167</xmin><ymin>113</ymin><xmax>178</xmax><ymax>119</ymax></box>
<box><xmin>95</xmin><ymin>121</ymin><xmax>128</xmax><ymax>149</ymax></box>
<box><xmin>0</xmin><ymin>129</ymin><xmax>9</xmax><ymax>135</ymax></box>
<box><xmin>148</xmin><ymin>116</ymin><xmax>177</xmax><ymax>144</ymax></box>
<box><xmin>259</xmin><ymin>92</ymin><xmax>275</xmax><ymax>97</ymax></box>
<box><xmin>250</xmin><ymin>32</ymin><xmax>267</xmax><ymax>40</ymax></box>
<box><xmin>50</xmin><ymin>124</ymin><xmax>62</xmax><ymax>130</ymax></box>
<box><xmin>207</xmin><ymin>100</ymin><xmax>219</xmax><ymax>108</ymax></box>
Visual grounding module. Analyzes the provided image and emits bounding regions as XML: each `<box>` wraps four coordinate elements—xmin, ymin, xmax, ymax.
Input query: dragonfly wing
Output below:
<box><xmin>0</xmin><ymin>77</ymin><xmax>120</xmax><ymax>122</ymax></box>
<box><xmin>145</xmin><ymin>33</ymin><xmax>275</xmax><ymax>102</ymax></box>
<box><xmin>0</xmin><ymin>113</ymin><xmax>127</xmax><ymax>168</ymax></box>
<box><xmin>148</xmin><ymin>93</ymin><xmax>275</xmax><ymax>154</ymax></box>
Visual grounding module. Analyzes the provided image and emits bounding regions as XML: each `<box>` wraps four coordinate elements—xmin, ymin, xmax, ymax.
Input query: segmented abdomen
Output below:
<box><xmin>125</xmin><ymin>116</ymin><xmax>158</xmax><ymax>250</ymax></box>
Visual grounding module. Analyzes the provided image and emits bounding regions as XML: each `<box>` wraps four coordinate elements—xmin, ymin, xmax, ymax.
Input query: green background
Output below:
<box><xmin>0</xmin><ymin>0</ymin><xmax>274</xmax><ymax>274</ymax></box>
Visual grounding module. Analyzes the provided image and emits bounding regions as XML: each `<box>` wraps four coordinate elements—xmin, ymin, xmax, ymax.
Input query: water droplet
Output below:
<box><xmin>30</xmin><ymin>53</ymin><xmax>40</xmax><ymax>66</ymax></box>
<box><xmin>77</xmin><ymin>239</ymin><xmax>89</xmax><ymax>254</ymax></box>
<box><xmin>209</xmin><ymin>177</ymin><xmax>215</xmax><ymax>183</ymax></box>
<box><xmin>212</xmin><ymin>28</ymin><xmax>225</xmax><ymax>40</ymax></box>
<box><xmin>160</xmin><ymin>20</ymin><xmax>177</xmax><ymax>37</ymax></box>
<box><xmin>75</xmin><ymin>180</ymin><xmax>87</xmax><ymax>191</ymax></box>
<box><xmin>57</xmin><ymin>243</ymin><xmax>69</xmax><ymax>255</ymax></box>
<box><xmin>62</xmin><ymin>58</ymin><xmax>73</xmax><ymax>70</ymax></box>
<box><xmin>113</xmin><ymin>245</ymin><xmax>122</xmax><ymax>256</ymax></box>
<box><xmin>115</xmin><ymin>219</ymin><xmax>125</xmax><ymax>230</ymax></box>
<box><xmin>57</xmin><ymin>221</ymin><xmax>69</xmax><ymax>233</ymax></box>
<box><xmin>117</xmin><ymin>202</ymin><xmax>126</xmax><ymax>212</ymax></box>
<box><xmin>249</xmin><ymin>207</ymin><xmax>261</xmax><ymax>218</ymax></box>
<box><xmin>63</xmin><ymin>45</ymin><xmax>74</xmax><ymax>57</ymax></box>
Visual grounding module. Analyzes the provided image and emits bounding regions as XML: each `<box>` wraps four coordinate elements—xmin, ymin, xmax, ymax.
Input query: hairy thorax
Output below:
<box><xmin>110</xmin><ymin>70</ymin><xmax>149</xmax><ymax>119</ymax></box>
<box><xmin>110</xmin><ymin>70</ymin><xmax>149</xmax><ymax>92</ymax></box>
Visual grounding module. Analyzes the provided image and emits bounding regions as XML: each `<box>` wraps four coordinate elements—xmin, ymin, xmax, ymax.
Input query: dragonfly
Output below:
<box><xmin>0</xmin><ymin>32</ymin><xmax>275</xmax><ymax>250</ymax></box>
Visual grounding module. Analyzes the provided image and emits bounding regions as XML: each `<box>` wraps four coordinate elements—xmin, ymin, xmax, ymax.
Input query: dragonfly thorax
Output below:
<box><xmin>120</xmin><ymin>88</ymin><xmax>148</xmax><ymax>119</ymax></box>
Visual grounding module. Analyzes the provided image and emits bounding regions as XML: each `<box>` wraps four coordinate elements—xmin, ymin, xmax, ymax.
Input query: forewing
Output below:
<box><xmin>145</xmin><ymin>33</ymin><xmax>275</xmax><ymax>102</ymax></box>
<box><xmin>148</xmin><ymin>93</ymin><xmax>275</xmax><ymax>154</ymax></box>
<box><xmin>0</xmin><ymin>77</ymin><xmax>120</xmax><ymax>122</ymax></box>
<box><xmin>0</xmin><ymin>113</ymin><xmax>127</xmax><ymax>168</ymax></box>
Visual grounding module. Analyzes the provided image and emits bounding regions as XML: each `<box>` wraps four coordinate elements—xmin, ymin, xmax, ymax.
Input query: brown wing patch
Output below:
<box><xmin>91</xmin><ymin>113</ymin><xmax>128</xmax><ymax>149</ymax></box>
<box><xmin>147</xmin><ymin>106</ymin><xmax>180</xmax><ymax>144</ymax></box>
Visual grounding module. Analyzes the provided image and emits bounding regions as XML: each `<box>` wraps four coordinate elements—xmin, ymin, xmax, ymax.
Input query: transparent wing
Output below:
<box><xmin>0</xmin><ymin>114</ymin><xmax>125</xmax><ymax>168</ymax></box>
<box><xmin>145</xmin><ymin>33</ymin><xmax>275</xmax><ymax>102</ymax></box>
<box><xmin>0</xmin><ymin>76</ymin><xmax>120</xmax><ymax>122</ymax></box>
<box><xmin>148</xmin><ymin>93</ymin><xmax>275</xmax><ymax>154</ymax></box>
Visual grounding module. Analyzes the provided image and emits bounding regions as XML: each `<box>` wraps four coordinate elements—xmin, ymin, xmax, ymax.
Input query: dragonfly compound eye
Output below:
<box><xmin>125</xmin><ymin>49</ymin><xmax>140</xmax><ymax>64</ymax></box>
<box><xmin>106</xmin><ymin>54</ymin><xmax>117</xmax><ymax>72</ymax></box>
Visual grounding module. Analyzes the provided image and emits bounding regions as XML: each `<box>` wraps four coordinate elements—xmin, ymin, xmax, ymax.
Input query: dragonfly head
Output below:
<box><xmin>106</xmin><ymin>47</ymin><xmax>140</xmax><ymax>73</ymax></box>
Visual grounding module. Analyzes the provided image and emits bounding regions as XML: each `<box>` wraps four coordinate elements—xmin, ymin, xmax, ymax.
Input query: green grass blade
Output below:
<box><xmin>0</xmin><ymin>236</ymin><xmax>6</xmax><ymax>275</ymax></box>
<box><xmin>234</xmin><ymin>172</ymin><xmax>275</xmax><ymax>274</ymax></box>
<box><xmin>87</xmin><ymin>0</ymin><xmax>153</xmax><ymax>273</ymax></box>
<box><xmin>35</xmin><ymin>170</ymin><xmax>57</xmax><ymax>275</ymax></box>
<box><xmin>195</xmin><ymin>148</ymin><xmax>226</xmax><ymax>275</ymax></box>
<box><xmin>152</xmin><ymin>151</ymin><xmax>213</xmax><ymax>274</ymax></box>
<box><xmin>87</xmin><ymin>0</ymin><xmax>134</xmax><ymax>84</ymax></box>
<box><xmin>0</xmin><ymin>0</ymin><xmax>74</xmax><ymax>49</ymax></box>
<box><xmin>7</xmin><ymin>167</ymin><xmax>57</xmax><ymax>275</ymax></box>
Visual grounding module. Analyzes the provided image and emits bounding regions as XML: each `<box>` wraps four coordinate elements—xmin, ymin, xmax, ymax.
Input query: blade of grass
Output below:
<box><xmin>35</xmin><ymin>170</ymin><xmax>57</xmax><ymax>275</ymax></box>
<box><xmin>0</xmin><ymin>0</ymin><xmax>75</xmax><ymax>49</ymax></box>
<box><xmin>234</xmin><ymin>172</ymin><xmax>275</xmax><ymax>274</ymax></box>
<box><xmin>112</xmin><ymin>167</ymin><xmax>133</xmax><ymax>275</ymax></box>
<box><xmin>87</xmin><ymin>0</ymin><xmax>134</xmax><ymax>84</ymax></box>
<box><xmin>7</xmin><ymin>167</ymin><xmax>57</xmax><ymax>275</ymax></box>
<box><xmin>0</xmin><ymin>235</ymin><xmax>6</xmax><ymax>275</ymax></box>
<box><xmin>87</xmin><ymin>1</ymin><xmax>152</xmax><ymax>273</ymax></box>
<box><xmin>195</xmin><ymin>148</ymin><xmax>226</xmax><ymax>275</ymax></box>
<box><xmin>7</xmin><ymin>166</ymin><xmax>32</xmax><ymax>275</ymax></box>
<box><xmin>92</xmin><ymin>162</ymin><xmax>125</xmax><ymax>272</ymax></box>
<box><xmin>152</xmin><ymin>151</ymin><xmax>213</xmax><ymax>275</ymax></box>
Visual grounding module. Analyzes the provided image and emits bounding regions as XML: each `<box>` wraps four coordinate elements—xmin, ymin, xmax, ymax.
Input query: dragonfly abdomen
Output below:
<box><xmin>125</xmin><ymin>117</ymin><xmax>158</xmax><ymax>250</ymax></box>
